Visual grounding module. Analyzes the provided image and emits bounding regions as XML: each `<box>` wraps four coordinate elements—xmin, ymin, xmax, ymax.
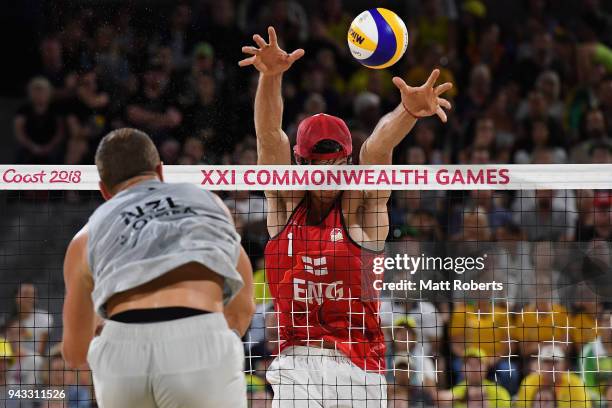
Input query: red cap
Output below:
<box><xmin>594</xmin><ymin>193</ymin><xmax>612</xmax><ymax>208</ymax></box>
<box><xmin>294</xmin><ymin>113</ymin><xmax>352</xmax><ymax>160</ymax></box>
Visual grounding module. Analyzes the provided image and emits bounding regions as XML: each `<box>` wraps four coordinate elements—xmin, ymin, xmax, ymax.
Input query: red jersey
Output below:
<box><xmin>264</xmin><ymin>196</ymin><xmax>386</xmax><ymax>372</ymax></box>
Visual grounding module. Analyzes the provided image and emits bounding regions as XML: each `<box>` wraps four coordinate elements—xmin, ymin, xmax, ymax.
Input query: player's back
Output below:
<box><xmin>87</xmin><ymin>179</ymin><xmax>243</xmax><ymax>317</ymax></box>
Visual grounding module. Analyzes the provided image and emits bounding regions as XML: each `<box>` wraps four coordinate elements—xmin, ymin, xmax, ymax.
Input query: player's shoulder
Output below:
<box><xmin>69</xmin><ymin>224</ymin><xmax>89</xmax><ymax>250</ymax></box>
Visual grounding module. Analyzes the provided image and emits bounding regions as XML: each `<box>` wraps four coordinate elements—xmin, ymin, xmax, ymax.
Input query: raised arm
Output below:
<box><xmin>360</xmin><ymin>69</ymin><xmax>452</xmax><ymax>165</ymax></box>
<box><xmin>239</xmin><ymin>27</ymin><xmax>304</xmax><ymax>165</ymax></box>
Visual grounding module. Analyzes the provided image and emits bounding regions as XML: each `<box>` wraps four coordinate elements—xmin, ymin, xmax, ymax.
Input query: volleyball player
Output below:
<box><xmin>239</xmin><ymin>27</ymin><xmax>452</xmax><ymax>407</ymax></box>
<box><xmin>62</xmin><ymin>128</ymin><xmax>255</xmax><ymax>408</ymax></box>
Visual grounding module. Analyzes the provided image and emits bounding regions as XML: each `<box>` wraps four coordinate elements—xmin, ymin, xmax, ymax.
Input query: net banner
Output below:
<box><xmin>1</xmin><ymin>164</ymin><xmax>611</xmax><ymax>190</ymax></box>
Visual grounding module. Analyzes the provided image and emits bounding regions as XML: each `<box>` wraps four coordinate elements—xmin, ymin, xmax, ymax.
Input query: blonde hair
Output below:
<box><xmin>27</xmin><ymin>76</ymin><xmax>53</xmax><ymax>96</ymax></box>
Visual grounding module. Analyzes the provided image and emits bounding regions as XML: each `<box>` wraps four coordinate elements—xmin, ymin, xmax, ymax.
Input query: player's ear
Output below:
<box><xmin>99</xmin><ymin>181</ymin><xmax>112</xmax><ymax>201</ymax></box>
<box><xmin>156</xmin><ymin>162</ymin><xmax>164</xmax><ymax>182</ymax></box>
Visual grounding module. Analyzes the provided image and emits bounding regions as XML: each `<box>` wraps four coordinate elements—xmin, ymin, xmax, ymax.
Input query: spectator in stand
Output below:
<box><xmin>14</xmin><ymin>77</ymin><xmax>64</xmax><ymax>164</ymax></box>
<box><xmin>486</xmin><ymin>86</ymin><xmax>520</xmax><ymax>155</ymax></box>
<box><xmin>181</xmin><ymin>136</ymin><xmax>205</xmax><ymax>163</ymax></box>
<box><xmin>125</xmin><ymin>60</ymin><xmax>182</xmax><ymax>143</ymax></box>
<box><xmin>176</xmin><ymin>42</ymin><xmax>222</xmax><ymax>108</ymax></box>
<box><xmin>92</xmin><ymin>24</ymin><xmax>130</xmax><ymax>89</ymax></box>
<box><xmin>517</xmin><ymin>91</ymin><xmax>565</xmax><ymax>150</ymax></box>
<box><xmin>316</xmin><ymin>0</ymin><xmax>354</xmax><ymax>52</ymax></box>
<box><xmin>38</xmin><ymin>36</ymin><xmax>73</xmax><ymax>97</ymax></box>
<box><xmin>387</xmin><ymin>356</ymin><xmax>410</xmax><ymax>408</ymax></box>
<box><xmin>198</xmin><ymin>0</ymin><xmax>243</xmax><ymax>63</ymax></box>
<box><xmin>493</xmin><ymin>221</ymin><xmax>534</xmax><ymax>309</ymax></box>
<box><xmin>0</xmin><ymin>339</ymin><xmax>25</xmax><ymax>408</ymax></box>
<box><xmin>596</xmin><ymin>75</ymin><xmax>612</xmax><ymax>126</ymax></box>
<box><xmin>65</xmin><ymin>69</ymin><xmax>110</xmax><ymax>164</ymax></box>
<box><xmin>516</xmin><ymin>345</ymin><xmax>591</xmax><ymax>408</ymax></box>
<box><xmin>413</xmin><ymin>0</ymin><xmax>457</xmax><ymax>56</ymax></box>
<box><xmin>391</xmin><ymin>317</ymin><xmax>437</xmax><ymax>404</ymax></box>
<box><xmin>571</xmin><ymin>300</ymin><xmax>600</xmax><ymax>351</ymax></box>
<box><xmin>471</xmin><ymin>117</ymin><xmax>497</xmax><ymax>158</ymax></box>
<box><xmin>580</xmin><ymin>310</ymin><xmax>612</xmax><ymax>403</ymax></box>
<box><xmin>578</xmin><ymin>193</ymin><xmax>612</xmax><ymax>242</ymax></box>
<box><xmin>159</xmin><ymin>2</ymin><xmax>195</xmax><ymax>70</ymax></box>
<box><xmin>451</xmin><ymin>205</ymin><xmax>493</xmax><ymax>241</ymax></box>
<box><xmin>406</xmin><ymin>43</ymin><xmax>458</xmax><ymax>99</ymax></box>
<box><xmin>515</xmin><ymin>189</ymin><xmax>573</xmax><ymax>241</ymax></box>
<box><xmin>439</xmin><ymin>347</ymin><xmax>511</xmax><ymax>408</ymax></box>
<box><xmin>245</xmin><ymin>374</ymin><xmax>272</xmax><ymax>408</ymax></box>
<box><xmin>514</xmin><ymin>119</ymin><xmax>567</xmax><ymax>164</ymax></box>
<box><xmin>531</xmin><ymin>387</ymin><xmax>557</xmax><ymax>408</ymax></box>
<box><xmin>351</xmin><ymin>91</ymin><xmax>382</xmax><ymax>135</ymax></box>
<box><xmin>535</xmin><ymin>71</ymin><xmax>564</xmax><ymax>122</ymax></box>
<box><xmin>408</xmin><ymin>118</ymin><xmax>446</xmax><ymax>164</ymax></box>
<box><xmin>4</xmin><ymin>319</ymin><xmax>43</xmax><ymax>388</ymax></box>
<box><xmin>590</xmin><ymin>140</ymin><xmax>612</xmax><ymax>163</ymax></box>
<box><xmin>572</xmin><ymin>109</ymin><xmax>612</xmax><ymax>163</ymax></box>
<box><xmin>468</xmin><ymin>190</ymin><xmax>513</xmax><ymax>234</ymax></box>
<box><xmin>449</xmin><ymin>299</ymin><xmax>519</xmax><ymax>394</ymax></box>
<box><xmin>184</xmin><ymin>73</ymin><xmax>222</xmax><ymax>142</ymax></box>
<box><xmin>455</xmin><ymin>64</ymin><xmax>492</xmax><ymax>131</ymax></box>
<box><xmin>12</xmin><ymin>283</ymin><xmax>53</xmax><ymax>357</ymax></box>
<box><xmin>45</xmin><ymin>355</ymin><xmax>92</xmax><ymax>408</ymax></box>
<box><xmin>513</xmin><ymin>285</ymin><xmax>571</xmax><ymax>364</ymax></box>
<box><xmin>514</xmin><ymin>29</ymin><xmax>564</xmax><ymax>93</ymax></box>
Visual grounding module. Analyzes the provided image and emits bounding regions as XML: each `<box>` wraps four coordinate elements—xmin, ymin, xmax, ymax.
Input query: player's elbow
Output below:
<box><xmin>225</xmin><ymin>295</ymin><xmax>256</xmax><ymax>337</ymax></box>
<box><xmin>238</xmin><ymin>297</ymin><xmax>257</xmax><ymax>335</ymax></box>
<box><xmin>246</xmin><ymin>297</ymin><xmax>256</xmax><ymax>321</ymax></box>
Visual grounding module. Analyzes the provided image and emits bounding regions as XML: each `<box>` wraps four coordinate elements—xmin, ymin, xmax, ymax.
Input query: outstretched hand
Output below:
<box><xmin>392</xmin><ymin>69</ymin><xmax>453</xmax><ymax>123</ymax></box>
<box><xmin>239</xmin><ymin>26</ymin><xmax>305</xmax><ymax>76</ymax></box>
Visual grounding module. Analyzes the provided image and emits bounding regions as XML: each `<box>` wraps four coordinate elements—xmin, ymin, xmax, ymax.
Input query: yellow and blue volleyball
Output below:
<box><xmin>347</xmin><ymin>8</ymin><xmax>408</xmax><ymax>69</ymax></box>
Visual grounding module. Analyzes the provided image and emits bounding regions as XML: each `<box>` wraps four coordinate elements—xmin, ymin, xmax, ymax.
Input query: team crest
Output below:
<box><xmin>330</xmin><ymin>228</ymin><xmax>343</xmax><ymax>242</ymax></box>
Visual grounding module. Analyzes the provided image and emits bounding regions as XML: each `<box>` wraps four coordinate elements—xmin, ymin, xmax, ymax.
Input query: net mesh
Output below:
<box><xmin>0</xmin><ymin>169</ymin><xmax>610</xmax><ymax>408</ymax></box>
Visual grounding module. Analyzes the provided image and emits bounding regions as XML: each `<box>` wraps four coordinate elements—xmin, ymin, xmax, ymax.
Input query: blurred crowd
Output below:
<box><xmin>4</xmin><ymin>0</ymin><xmax>612</xmax><ymax>407</ymax></box>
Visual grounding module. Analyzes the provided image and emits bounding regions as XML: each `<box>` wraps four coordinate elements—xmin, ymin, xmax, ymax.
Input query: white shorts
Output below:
<box><xmin>87</xmin><ymin>313</ymin><xmax>246</xmax><ymax>408</ymax></box>
<box><xmin>266</xmin><ymin>346</ymin><xmax>387</xmax><ymax>408</ymax></box>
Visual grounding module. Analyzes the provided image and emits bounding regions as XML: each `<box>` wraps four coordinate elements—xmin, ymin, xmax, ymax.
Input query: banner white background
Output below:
<box><xmin>0</xmin><ymin>164</ymin><xmax>610</xmax><ymax>190</ymax></box>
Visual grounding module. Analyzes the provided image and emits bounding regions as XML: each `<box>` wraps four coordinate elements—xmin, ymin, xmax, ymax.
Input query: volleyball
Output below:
<box><xmin>347</xmin><ymin>8</ymin><xmax>408</xmax><ymax>69</ymax></box>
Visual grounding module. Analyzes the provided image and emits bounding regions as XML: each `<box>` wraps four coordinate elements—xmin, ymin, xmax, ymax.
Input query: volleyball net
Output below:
<box><xmin>0</xmin><ymin>163</ymin><xmax>610</xmax><ymax>407</ymax></box>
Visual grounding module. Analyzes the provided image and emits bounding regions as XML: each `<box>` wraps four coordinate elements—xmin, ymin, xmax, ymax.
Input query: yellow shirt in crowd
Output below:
<box><xmin>513</xmin><ymin>303</ymin><xmax>571</xmax><ymax>348</ymax></box>
<box><xmin>515</xmin><ymin>372</ymin><xmax>591</xmax><ymax>408</ymax></box>
<box><xmin>449</xmin><ymin>303</ymin><xmax>513</xmax><ymax>358</ymax></box>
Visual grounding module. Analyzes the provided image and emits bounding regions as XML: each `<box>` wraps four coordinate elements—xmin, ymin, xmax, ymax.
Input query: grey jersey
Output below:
<box><xmin>87</xmin><ymin>180</ymin><xmax>243</xmax><ymax>317</ymax></box>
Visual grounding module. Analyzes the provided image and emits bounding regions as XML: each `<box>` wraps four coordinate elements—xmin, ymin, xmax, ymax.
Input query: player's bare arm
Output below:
<box><xmin>211</xmin><ymin>194</ymin><xmax>256</xmax><ymax>336</ymax></box>
<box><xmin>224</xmin><ymin>246</ymin><xmax>255</xmax><ymax>336</ymax></box>
<box><xmin>62</xmin><ymin>226</ymin><xmax>96</xmax><ymax>369</ymax></box>
<box><xmin>344</xmin><ymin>69</ymin><xmax>453</xmax><ymax>248</ymax></box>
<box><xmin>239</xmin><ymin>27</ymin><xmax>305</xmax><ymax>235</ymax></box>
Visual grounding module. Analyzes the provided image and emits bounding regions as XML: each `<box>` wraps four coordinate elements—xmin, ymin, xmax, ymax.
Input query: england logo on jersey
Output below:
<box><xmin>330</xmin><ymin>228</ymin><xmax>343</xmax><ymax>242</ymax></box>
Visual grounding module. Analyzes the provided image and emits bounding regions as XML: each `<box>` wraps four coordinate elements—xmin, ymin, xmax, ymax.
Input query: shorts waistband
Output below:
<box><xmin>100</xmin><ymin>312</ymin><xmax>228</xmax><ymax>341</ymax></box>
<box><xmin>282</xmin><ymin>346</ymin><xmax>349</xmax><ymax>360</ymax></box>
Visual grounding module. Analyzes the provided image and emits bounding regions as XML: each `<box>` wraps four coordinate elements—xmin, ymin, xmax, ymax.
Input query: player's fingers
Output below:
<box><xmin>254</xmin><ymin>60</ymin><xmax>269</xmax><ymax>72</ymax></box>
<box><xmin>268</xmin><ymin>26</ymin><xmax>278</xmax><ymax>46</ymax></box>
<box><xmin>392</xmin><ymin>76</ymin><xmax>409</xmax><ymax>92</ymax></box>
<box><xmin>436</xmin><ymin>106</ymin><xmax>448</xmax><ymax>123</ymax></box>
<box><xmin>288</xmin><ymin>49</ymin><xmax>305</xmax><ymax>62</ymax></box>
<box><xmin>425</xmin><ymin>69</ymin><xmax>441</xmax><ymax>88</ymax></box>
<box><xmin>437</xmin><ymin>97</ymin><xmax>452</xmax><ymax>110</ymax></box>
<box><xmin>242</xmin><ymin>46</ymin><xmax>260</xmax><ymax>55</ymax></box>
<box><xmin>238</xmin><ymin>56</ymin><xmax>256</xmax><ymax>67</ymax></box>
<box><xmin>435</xmin><ymin>82</ymin><xmax>453</xmax><ymax>96</ymax></box>
<box><xmin>253</xmin><ymin>34</ymin><xmax>267</xmax><ymax>48</ymax></box>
